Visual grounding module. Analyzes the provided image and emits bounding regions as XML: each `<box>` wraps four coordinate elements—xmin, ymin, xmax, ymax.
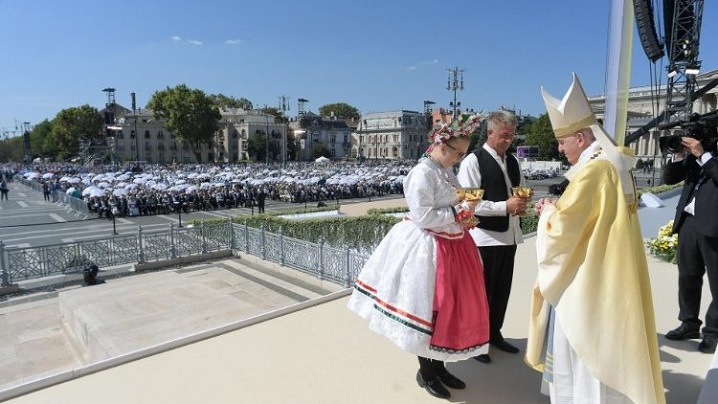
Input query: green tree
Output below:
<box><xmin>467</xmin><ymin>120</ymin><xmax>488</xmax><ymax>152</ymax></box>
<box><xmin>209</xmin><ymin>93</ymin><xmax>253</xmax><ymax>110</ymax></box>
<box><xmin>524</xmin><ymin>113</ymin><xmax>560</xmax><ymax>161</ymax></box>
<box><xmin>51</xmin><ymin>105</ymin><xmax>104</xmax><ymax>160</ymax></box>
<box><xmin>318</xmin><ymin>103</ymin><xmax>360</xmax><ymax>120</ymax></box>
<box><xmin>148</xmin><ymin>84</ymin><xmax>221</xmax><ymax>162</ymax></box>
<box><xmin>286</xmin><ymin>132</ymin><xmax>299</xmax><ymax>161</ymax></box>
<box><xmin>0</xmin><ymin>136</ymin><xmax>24</xmax><ymax>162</ymax></box>
<box><xmin>311</xmin><ymin>144</ymin><xmax>331</xmax><ymax>159</ymax></box>
<box><xmin>247</xmin><ymin>132</ymin><xmax>280</xmax><ymax>163</ymax></box>
<box><xmin>29</xmin><ymin>120</ymin><xmax>56</xmax><ymax>158</ymax></box>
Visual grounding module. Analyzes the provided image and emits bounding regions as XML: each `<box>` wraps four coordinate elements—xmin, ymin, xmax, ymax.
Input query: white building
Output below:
<box><xmin>353</xmin><ymin>110</ymin><xmax>430</xmax><ymax>160</ymax></box>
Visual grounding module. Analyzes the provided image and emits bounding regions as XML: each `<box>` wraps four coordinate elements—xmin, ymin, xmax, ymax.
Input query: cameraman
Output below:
<box><xmin>663</xmin><ymin>136</ymin><xmax>718</xmax><ymax>354</ymax></box>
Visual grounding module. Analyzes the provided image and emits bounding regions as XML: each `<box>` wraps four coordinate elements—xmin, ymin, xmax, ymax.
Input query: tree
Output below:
<box><xmin>208</xmin><ymin>93</ymin><xmax>253</xmax><ymax>110</ymax></box>
<box><xmin>524</xmin><ymin>113</ymin><xmax>561</xmax><ymax>161</ymax></box>
<box><xmin>148</xmin><ymin>84</ymin><xmax>221</xmax><ymax>162</ymax></box>
<box><xmin>311</xmin><ymin>144</ymin><xmax>331</xmax><ymax>159</ymax></box>
<box><xmin>318</xmin><ymin>103</ymin><xmax>360</xmax><ymax>120</ymax></box>
<box><xmin>51</xmin><ymin>105</ymin><xmax>103</xmax><ymax>161</ymax></box>
<box><xmin>247</xmin><ymin>132</ymin><xmax>280</xmax><ymax>163</ymax></box>
<box><xmin>286</xmin><ymin>132</ymin><xmax>299</xmax><ymax>161</ymax></box>
<box><xmin>0</xmin><ymin>136</ymin><xmax>24</xmax><ymax>162</ymax></box>
<box><xmin>29</xmin><ymin>120</ymin><xmax>56</xmax><ymax>158</ymax></box>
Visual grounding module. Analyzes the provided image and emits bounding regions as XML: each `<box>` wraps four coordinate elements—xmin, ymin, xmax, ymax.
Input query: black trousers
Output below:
<box><xmin>677</xmin><ymin>214</ymin><xmax>718</xmax><ymax>336</ymax></box>
<box><xmin>478</xmin><ymin>244</ymin><xmax>518</xmax><ymax>341</ymax></box>
<box><xmin>417</xmin><ymin>357</ymin><xmax>446</xmax><ymax>379</ymax></box>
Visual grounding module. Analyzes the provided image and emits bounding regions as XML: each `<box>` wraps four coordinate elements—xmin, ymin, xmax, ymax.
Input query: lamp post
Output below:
<box><xmin>110</xmin><ymin>202</ymin><xmax>118</xmax><ymax>235</ymax></box>
<box><xmin>446</xmin><ymin>67</ymin><xmax>464</xmax><ymax>118</ymax></box>
<box><xmin>131</xmin><ymin>92</ymin><xmax>139</xmax><ymax>162</ymax></box>
<box><xmin>174</xmin><ymin>200</ymin><xmax>183</xmax><ymax>227</ymax></box>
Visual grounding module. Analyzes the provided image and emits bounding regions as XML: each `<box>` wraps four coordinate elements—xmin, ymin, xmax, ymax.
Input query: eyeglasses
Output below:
<box><xmin>444</xmin><ymin>143</ymin><xmax>466</xmax><ymax>158</ymax></box>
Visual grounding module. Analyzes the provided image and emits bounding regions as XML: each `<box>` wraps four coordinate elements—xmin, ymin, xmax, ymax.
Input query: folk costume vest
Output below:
<box><xmin>474</xmin><ymin>148</ymin><xmax>521</xmax><ymax>232</ymax></box>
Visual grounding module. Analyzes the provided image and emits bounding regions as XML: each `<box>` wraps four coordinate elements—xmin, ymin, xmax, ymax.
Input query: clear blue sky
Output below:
<box><xmin>1</xmin><ymin>0</ymin><xmax>716</xmax><ymax>136</ymax></box>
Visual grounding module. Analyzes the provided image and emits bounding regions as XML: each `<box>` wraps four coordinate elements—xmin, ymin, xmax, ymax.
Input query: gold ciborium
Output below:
<box><xmin>456</xmin><ymin>187</ymin><xmax>485</xmax><ymax>202</ymax></box>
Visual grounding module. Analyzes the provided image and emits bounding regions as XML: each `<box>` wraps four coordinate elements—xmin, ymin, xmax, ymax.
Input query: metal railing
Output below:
<box><xmin>0</xmin><ymin>221</ymin><xmax>370</xmax><ymax>290</ymax></box>
<box><xmin>16</xmin><ymin>176</ymin><xmax>91</xmax><ymax>216</ymax></box>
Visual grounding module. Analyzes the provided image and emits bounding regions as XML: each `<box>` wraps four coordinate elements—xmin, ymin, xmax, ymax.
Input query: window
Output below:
<box><xmin>130</xmin><ymin>130</ymin><xmax>135</xmax><ymax>139</ymax></box>
<box><xmin>144</xmin><ymin>130</ymin><xmax>150</xmax><ymax>139</ymax></box>
<box><xmin>330</xmin><ymin>134</ymin><xmax>336</xmax><ymax>144</ymax></box>
<box><xmin>116</xmin><ymin>131</ymin><xmax>124</xmax><ymax>139</ymax></box>
<box><xmin>157</xmin><ymin>130</ymin><xmax>164</xmax><ymax>139</ymax></box>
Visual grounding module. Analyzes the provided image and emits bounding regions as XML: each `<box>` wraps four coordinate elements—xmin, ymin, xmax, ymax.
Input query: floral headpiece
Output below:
<box><xmin>430</xmin><ymin>113</ymin><xmax>483</xmax><ymax>144</ymax></box>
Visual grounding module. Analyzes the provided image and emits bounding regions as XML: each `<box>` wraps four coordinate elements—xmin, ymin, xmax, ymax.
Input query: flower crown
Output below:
<box><xmin>430</xmin><ymin>113</ymin><xmax>483</xmax><ymax>144</ymax></box>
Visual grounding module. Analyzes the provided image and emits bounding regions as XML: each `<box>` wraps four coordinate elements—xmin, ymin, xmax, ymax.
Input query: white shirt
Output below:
<box><xmin>456</xmin><ymin>144</ymin><xmax>523</xmax><ymax>246</ymax></box>
<box><xmin>672</xmin><ymin>151</ymin><xmax>713</xmax><ymax>215</ymax></box>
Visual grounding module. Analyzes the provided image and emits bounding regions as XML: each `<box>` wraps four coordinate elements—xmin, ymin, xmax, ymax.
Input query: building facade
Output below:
<box><xmin>111</xmin><ymin>107</ymin><xmax>286</xmax><ymax>164</ymax></box>
<box><xmin>289</xmin><ymin>112</ymin><xmax>355</xmax><ymax>160</ymax></box>
<box><xmin>352</xmin><ymin>110</ymin><xmax>430</xmax><ymax>160</ymax></box>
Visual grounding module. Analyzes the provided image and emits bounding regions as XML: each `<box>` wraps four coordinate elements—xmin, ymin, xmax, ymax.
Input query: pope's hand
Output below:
<box><xmin>534</xmin><ymin>197</ymin><xmax>554</xmax><ymax>216</ymax></box>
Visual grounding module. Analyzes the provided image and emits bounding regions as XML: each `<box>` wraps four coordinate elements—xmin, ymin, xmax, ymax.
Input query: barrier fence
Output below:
<box><xmin>0</xmin><ymin>220</ymin><xmax>370</xmax><ymax>290</ymax></box>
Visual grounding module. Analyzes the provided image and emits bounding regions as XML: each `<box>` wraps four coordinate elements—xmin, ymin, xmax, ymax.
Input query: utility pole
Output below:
<box><xmin>102</xmin><ymin>87</ymin><xmax>116</xmax><ymax>168</ymax></box>
<box><xmin>446</xmin><ymin>67</ymin><xmax>465</xmax><ymax>119</ymax></box>
<box><xmin>278</xmin><ymin>95</ymin><xmax>290</xmax><ymax>167</ymax></box>
<box><xmin>263</xmin><ymin>104</ymin><xmax>269</xmax><ymax>165</ymax></box>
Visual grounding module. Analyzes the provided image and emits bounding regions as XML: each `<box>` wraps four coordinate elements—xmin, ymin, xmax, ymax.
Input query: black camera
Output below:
<box><xmin>658</xmin><ymin>111</ymin><xmax>718</xmax><ymax>155</ymax></box>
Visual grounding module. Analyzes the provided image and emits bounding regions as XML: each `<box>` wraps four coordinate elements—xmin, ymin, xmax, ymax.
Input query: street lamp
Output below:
<box><xmin>174</xmin><ymin>200</ymin><xmax>183</xmax><ymax>227</ymax></box>
<box><xmin>110</xmin><ymin>202</ymin><xmax>118</xmax><ymax>235</ymax></box>
<box><xmin>131</xmin><ymin>92</ymin><xmax>139</xmax><ymax>162</ymax></box>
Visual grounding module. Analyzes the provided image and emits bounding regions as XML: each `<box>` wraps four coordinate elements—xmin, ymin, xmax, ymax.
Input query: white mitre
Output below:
<box><xmin>541</xmin><ymin>73</ymin><xmax>637</xmax><ymax>208</ymax></box>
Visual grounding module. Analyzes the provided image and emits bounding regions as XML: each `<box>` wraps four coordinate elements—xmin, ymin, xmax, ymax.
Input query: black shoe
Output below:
<box><xmin>491</xmin><ymin>339</ymin><xmax>520</xmax><ymax>354</ymax></box>
<box><xmin>699</xmin><ymin>336</ymin><xmax>717</xmax><ymax>353</ymax></box>
<box><xmin>437</xmin><ymin>371</ymin><xmax>466</xmax><ymax>390</ymax></box>
<box><xmin>416</xmin><ymin>371</ymin><xmax>450</xmax><ymax>399</ymax></box>
<box><xmin>665</xmin><ymin>323</ymin><xmax>701</xmax><ymax>340</ymax></box>
<box><xmin>474</xmin><ymin>354</ymin><xmax>492</xmax><ymax>364</ymax></box>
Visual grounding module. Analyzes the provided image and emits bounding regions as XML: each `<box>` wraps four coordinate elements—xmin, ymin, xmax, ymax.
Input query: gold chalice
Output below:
<box><xmin>512</xmin><ymin>186</ymin><xmax>534</xmax><ymax>200</ymax></box>
<box><xmin>456</xmin><ymin>187</ymin><xmax>484</xmax><ymax>202</ymax></box>
<box><xmin>511</xmin><ymin>186</ymin><xmax>533</xmax><ymax>216</ymax></box>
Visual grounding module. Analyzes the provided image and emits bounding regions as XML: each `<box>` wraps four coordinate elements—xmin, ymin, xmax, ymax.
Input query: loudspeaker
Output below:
<box><xmin>634</xmin><ymin>0</ymin><xmax>664</xmax><ymax>62</ymax></box>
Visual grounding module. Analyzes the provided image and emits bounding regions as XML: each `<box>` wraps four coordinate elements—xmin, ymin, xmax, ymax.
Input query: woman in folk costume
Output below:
<box><xmin>347</xmin><ymin>114</ymin><xmax>490</xmax><ymax>400</ymax></box>
<box><xmin>525</xmin><ymin>73</ymin><xmax>665</xmax><ymax>403</ymax></box>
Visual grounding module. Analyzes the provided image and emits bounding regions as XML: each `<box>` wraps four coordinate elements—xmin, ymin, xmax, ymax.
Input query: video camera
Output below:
<box><xmin>658</xmin><ymin>110</ymin><xmax>718</xmax><ymax>155</ymax></box>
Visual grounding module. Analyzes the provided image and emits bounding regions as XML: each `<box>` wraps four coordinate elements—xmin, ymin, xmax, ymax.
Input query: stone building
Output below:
<box><xmin>289</xmin><ymin>112</ymin><xmax>355</xmax><ymax>160</ymax></box>
<box><xmin>352</xmin><ymin>110</ymin><xmax>430</xmax><ymax>160</ymax></box>
<box><xmin>111</xmin><ymin>107</ymin><xmax>286</xmax><ymax>164</ymax></box>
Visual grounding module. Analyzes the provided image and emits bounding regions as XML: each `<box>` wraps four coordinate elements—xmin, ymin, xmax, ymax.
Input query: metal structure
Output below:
<box><xmin>279</xmin><ymin>95</ymin><xmax>290</xmax><ymax>167</ymax></box>
<box><xmin>624</xmin><ymin>0</ymin><xmax>710</xmax><ymax>146</ymax></box>
<box><xmin>662</xmin><ymin>0</ymin><xmax>704</xmax><ymax>126</ymax></box>
<box><xmin>446</xmin><ymin>67</ymin><xmax>464</xmax><ymax>118</ymax></box>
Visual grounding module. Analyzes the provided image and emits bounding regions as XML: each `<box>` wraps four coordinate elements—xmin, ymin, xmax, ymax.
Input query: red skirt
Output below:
<box><xmin>430</xmin><ymin>231</ymin><xmax>490</xmax><ymax>353</ymax></box>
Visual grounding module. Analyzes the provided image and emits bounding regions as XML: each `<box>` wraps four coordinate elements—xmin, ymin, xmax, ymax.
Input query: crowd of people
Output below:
<box><xmin>5</xmin><ymin>160</ymin><xmax>410</xmax><ymax>219</ymax></box>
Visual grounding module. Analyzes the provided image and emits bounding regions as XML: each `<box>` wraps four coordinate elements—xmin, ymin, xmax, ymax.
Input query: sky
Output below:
<box><xmin>1</xmin><ymin>0</ymin><xmax>717</xmax><ymax>137</ymax></box>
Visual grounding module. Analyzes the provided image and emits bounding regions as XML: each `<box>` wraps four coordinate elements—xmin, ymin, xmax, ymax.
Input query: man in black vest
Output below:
<box><xmin>457</xmin><ymin>110</ymin><xmax>526</xmax><ymax>364</ymax></box>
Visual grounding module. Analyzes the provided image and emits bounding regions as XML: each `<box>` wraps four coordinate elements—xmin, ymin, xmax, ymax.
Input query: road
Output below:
<box><xmin>0</xmin><ymin>181</ymin><xmax>398</xmax><ymax>248</ymax></box>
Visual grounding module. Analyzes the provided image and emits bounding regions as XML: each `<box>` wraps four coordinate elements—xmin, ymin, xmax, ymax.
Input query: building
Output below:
<box><xmin>111</xmin><ymin>107</ymin><xmax>286</xmax><ymax>164</ymax></box>
<box><xmin>353</xmin><ymin>110</ymin><xmax>430</xmax><ymax>160</ymax></box>
<box><xmin>289</xmin><ymin>112</ymin><xmax>355</xmax><ymax>160</ymax></box>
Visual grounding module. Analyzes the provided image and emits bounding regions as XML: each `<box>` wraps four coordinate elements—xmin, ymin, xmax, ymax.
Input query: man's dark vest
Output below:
<box><xmin>474</xmin><ymin>148</ymin><xmax>522</xmax><ymax>232</ymax></box>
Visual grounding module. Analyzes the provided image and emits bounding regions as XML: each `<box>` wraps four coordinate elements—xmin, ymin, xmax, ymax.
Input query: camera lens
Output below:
<box><xmin>666</xmin><ymin>136</ymin><xmax>683</xmax><ymax>153</ymax></box>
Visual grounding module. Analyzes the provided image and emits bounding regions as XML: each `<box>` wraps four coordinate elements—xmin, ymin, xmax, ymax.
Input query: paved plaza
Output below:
<box><xmin>0</xmin><ymin>182</ymin><xmax>715</xmax><ymax>403</ymax></box>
